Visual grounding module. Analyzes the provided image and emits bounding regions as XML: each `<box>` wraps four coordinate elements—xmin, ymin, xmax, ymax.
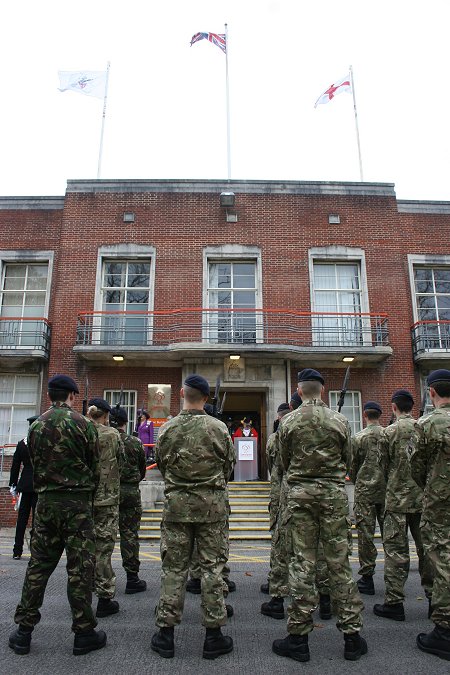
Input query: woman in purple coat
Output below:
<box><xmin>137</xmin><ymin>411</ymin><xmax>154</xmax><ymax>461</ymax></box>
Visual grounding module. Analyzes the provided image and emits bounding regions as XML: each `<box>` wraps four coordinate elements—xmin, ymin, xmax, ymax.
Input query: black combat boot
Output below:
<box><xmin>202</xmin><ymin>627</ymin><xmax>233</xmax><ymax>660</ymax></box>
<box><xmin>417</xmin><ymin>625</ymin><xmax>450</xmax><ymax>661</ymax></box>
<box><xmin>272</xmin><ymin>634</ymin><xmax>310</xmax><ymax>662</ymax></box>
<box><xmin>261</xmin><ymin>596</ymin><xmax>285</xmax><ymax>619</ymax></box>
<box><xmin>96</xmin><ymin>597</ymin><xmax>120</xmax><ymax>617</ymax></box>
<box><xmin>344</xmin><ymin>632</ymin><xmax>368</xmax><ymax>661</ymax></box>
<box><xmin>73</xmin><ymin>629</ymin><xmax>107</xmax><ymax>656</ymax></box>
<box><xmin>186</xmin><ymin>577</ymin><xmax>201</xmax><ymax>594</ymax></box>
<box><xmin>373</xmin><ymin>602</ymin><xmax>405</xmax><ymax>621</ymax></box>
<box><xmin>125</xmin><ymin>572</ymin><xmax>147</xmax><ymax>594</ymax></box>
<box><xmin>151</xmin><ymin>626</ymin><xmax>175</xmax><ymax>658</ymax></box>
<box><xmin>8</xmin><ymin>626</ymin><xmax>33</xmax><ymax>655</ymax></box>
<box><xmin>319</xmin><ymin>593</ymin><xmax>332</xmax><ymax>620</ymax></box>
<box><xmin>260</xmin><ymin>582</ymin><xmax>270</xmax><ymax>594</ymax></box>
<box><xmin>224</xmin><ymin>578</ymin><xmax>236</xmax><ymax>593</ymax></box>
<box><xmin>357</xmin><ymin>575</ymin><xmax>375</xmax><ymax>595</ymax></box>
<box><xmin>226</xmin><ymin>604</ymin><xmax>234</xmax><ymax>618</ymax></box>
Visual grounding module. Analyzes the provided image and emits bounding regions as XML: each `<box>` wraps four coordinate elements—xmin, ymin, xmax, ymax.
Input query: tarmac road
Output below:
<box><xmin>0</xmin><ymin>531</ymin><xmax>447</xmax><ymax>675</ymax></box>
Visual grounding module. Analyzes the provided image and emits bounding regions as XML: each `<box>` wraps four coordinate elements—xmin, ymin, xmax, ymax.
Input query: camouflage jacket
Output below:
<box><xmin>155</xmin><ymin>409</ymin><xmax>236</xmax><ymax>522</ymax></box>
<box><xmin>93</xmin><ymin>423</ymin><xmax>125</xmax><ymax>507</ymax></box>
<box><xmin>412</xmin><ymin>403</ymin><xmax>450</xmax><ymax>518</ymax></box>
<box><xmin>382</xmin><ymin>414</ymin><xmax>423</xmax><ymax>513</ymax></box>
<box><xmin>279</xmin><ymin>399</ymin><xmax>351</xmax><ymax>487</ymax></box>
<box><xmin>119</xmin><ymin>430</ymin><xmax>146</xmax><ymax>486</ymax></box>
<box><xmin>266</xmin><ymin>432</ymin><xmax>278</xmax><ymax>475</ymax></box>
<box><xmin>350</xmin><ymin>423</ymin><xmax>386</xmax><ymax>504</ymax></box>
<box><xmin>28</xmin><ymin>402</ymin><xmax>99</xmax><ymax>494</ymax></box>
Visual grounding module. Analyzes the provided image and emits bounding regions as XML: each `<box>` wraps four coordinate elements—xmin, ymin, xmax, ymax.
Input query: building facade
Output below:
<box><xmin>1</xmin><ymin>179</ymin><xmax>449</xmax><ymax>524</ymax></box>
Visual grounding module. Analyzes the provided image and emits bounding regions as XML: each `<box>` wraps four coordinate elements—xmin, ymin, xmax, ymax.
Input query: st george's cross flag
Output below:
<box><xmin>314</xmin><ymin>74</ymin><xmax>352</xmax><ymax>108</ymax></box>
<box><xmin>58</xmin><ymin>70</ymin><xmax>107</xmax><ymax>99</ymax></box>
<box><xmin>190</xmin><ymin>32</ymin><xmax>226</xmax><ymax>54</ymax></box>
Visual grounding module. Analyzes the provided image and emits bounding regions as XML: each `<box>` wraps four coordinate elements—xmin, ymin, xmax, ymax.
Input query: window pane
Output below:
<box><xmin>233</xmin><ymin>275</ymin><xmax>255</xmax><ymax>289</ymax></box>
<box><xmin>414</xmin><ymin>268</ymin><xmax>432</xmax><ymax>281</ymax></box>
<box><xmin>127</xmin><ymin>274</ymin><xmax>150</xmax><ymax>288</ymax></box>
<box><xmin>415</xmin><ymin>279</ymin><xmax>434</xmax><ymax>294</ymax></box>
<box><xmin>3</xmin><ymin>278</ymin><xmax>25</xmax><ymax>291</ymax></box>
<box><xmin>5</xmin><ymin>265</ymin><xmax>26</xmax><ymax>278</ymax></box>
<box><xmin>337</xmin><ymin>264</ymin><xmax>360</xmax><ymax>290</ymax></box>
<box><xmin>417</xmin><ymin>295</ymin><xmax>436</xmax><ymax>310</ymax></box>
<box><xmin>233</xmin><ymin>291</ymin><xmax>256</xmax><ymax>307</ymax></box>
<box><xmin>314</xmin><ymin>264</ymin><xmax>335</xmax><ymax>289</ymax></box>
<box><xmin>104</xmin><ymin>262</ymin><xmax>124</xmax><ymax>276</ymax></box>
<box><xmin>315</xmin><ymin>291</ymin><xmax>337</xmax><ymax>312</ymax></box>
<box><xmin>2</xmin><ymin>293</ymin><xmax>23</xmax><ymax>307</ymax></box>
<box><xmin>127</xmin><ymin>263</ymin><xmax>150</xmax><ymax>277</ymax></box>
<box><xmin>105</xmin><ymin>290</ymin><xmax>123</xmax><ymax>304</ymax></box>
<box><xmin>218</xmin><ymin>291</ymin><xmax>232</xmax><ymax>307</ymax></box>
<box><xmin>104</xmin><ymin>274</ymin><xmax>124</xmax><ymax>288</ymax></box>
<box><xmin>0</xmin><ymin>374</ymin><xmax>14</xmax><ymax>402</ymax></box>
<box><xmin>126</xmin><ymin>290</ymin><xmax>149</xmax><ymax>305</ymax></box>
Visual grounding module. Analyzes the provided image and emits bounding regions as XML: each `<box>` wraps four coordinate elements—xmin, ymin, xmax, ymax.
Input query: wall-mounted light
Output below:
<box><xmin>113</xmin><ymin>354</ymin><xmax>124</xmax><ymax>362</ymax></box>
<box><xmin>343</xmin><ymin>356</ymin><xmax>354</xmax><ymax>362</ymax></box>
<box><xmin>220</xmin><ymin>191</ymin><xmax>238</xmax><ymax>223</ymax></box>
<box><xmin>229</xmin><ymin>354</ymin><xmax>240</xmax><ymax>360</ymax></box>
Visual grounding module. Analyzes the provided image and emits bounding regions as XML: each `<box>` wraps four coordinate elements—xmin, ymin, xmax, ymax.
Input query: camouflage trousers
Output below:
<box><xmin>14</xmin><ymin>492</ymin><xmax>97</xmax><ymax>634</ymax></box>
<box><xmin>354</xmin><ymin>500</ymin><xmax>384</xmax><ymax>577</ymax></box>
<box><xmin>421</xmin><ymin>515</ymin><xmax>450</xmax><ymax>630</ymax></box>
<box><xmin>93</xmin><ymin>504</ymin><xmax>119</xmax><ymax>599</ymax></box>
<box><xmin>156</xmin><ymin>518</ymin><xmax>228</xmax><ymax>628</ymax></box>
<box><xmin>286</xmin><ymin>484</ymin><xmax>363</xmax><ymax>636</ymax></box>
<box><xmin>269</xmin><ymin>502</ymin><xmax>330</xmax><ymax>598</ymax></box>
<box><xmin>383</xmin><ymin>511</ymin><xmax>434</xmax><ymax>604</ymax></box>
<box><xmin>189</xmin><ymin>541</ymin><xmax>230</xmax><ymax>595</ymax></box>
<box><xmin>119</xmin><ymin>485</ymin><xmax>142</xmax><ymax>575</ymax></box>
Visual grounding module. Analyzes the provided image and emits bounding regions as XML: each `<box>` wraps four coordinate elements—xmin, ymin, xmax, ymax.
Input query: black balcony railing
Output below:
<box><xmin>0</xmin><ymin>317</ymin><xmax>51</xmax><ymax>357</ymax></box>
<box><xmin>411</xmin><ymin>320</ymin><xmax>450</xmax><ymax>357</ymax></box>
<box><xmin>76</xmin><ymin>309</ymin><xmax>389</xmax><ymax>349</ymax></box>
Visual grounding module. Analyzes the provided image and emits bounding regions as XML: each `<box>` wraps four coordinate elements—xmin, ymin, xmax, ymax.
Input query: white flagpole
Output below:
<box><xmin>225</xmin><ymin>24</ymin><xmax>231</xmax><ymax>180</ymax></box>
<box><xmin>97</xmin><ymin>61</ymin><xmax>110</xmax><ymax>179</ymax></box>
<box><xmin>349</xmin><ymin>65</ymin><xmax>364</xmax><ymax>182</ymax></box>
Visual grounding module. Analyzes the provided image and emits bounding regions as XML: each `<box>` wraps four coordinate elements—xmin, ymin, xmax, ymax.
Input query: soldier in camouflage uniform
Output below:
<box><xmin>412</xmin><ymin>369</ymin><xmax>450</xmax><ymax>661</ymax></box>
<box><xmin>272</xmin><ymin>369</ymin><xmax>367</xmax><ymax>664</ymax></box>
<box><xmin>374</xmin><ymin>389</ymin><xmax>433</xmax><ymax>622</ymax></box>
<box><xmin>9</xmin><ymin>375</ymin><xmax>106</xmax><ymax>657</ymax></box>
<box><xmin>350</xmin><ymin>401</ymin><xmax>385</xmax><ymax>595</ymax></box>
<box><xmin>88</xmin><ymin>398</ymin><xmax>125</xmax><ymax>618</ymax></box>
<box><xmin>152</xmin><ymin>374</ymin><xmax>235</xmax><ymax>660</ymax></box>
<box><xmin>113</xmin><ymin>406</ymin><xmax>147</xmax><ymax>594</ymax></box>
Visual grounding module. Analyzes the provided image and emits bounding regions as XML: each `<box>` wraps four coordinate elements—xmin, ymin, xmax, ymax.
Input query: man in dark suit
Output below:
<box><xmin>9</xmin><ymin>415</ymin><xmax>39</xmax><ymax>559</ymax></box>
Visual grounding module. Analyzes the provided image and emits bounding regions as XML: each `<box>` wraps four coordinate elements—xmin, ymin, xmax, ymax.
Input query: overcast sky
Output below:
<box><xmin>2</xmin><ymin>0</ymin><xmax>450</xmax><ymax>201</ymax></box>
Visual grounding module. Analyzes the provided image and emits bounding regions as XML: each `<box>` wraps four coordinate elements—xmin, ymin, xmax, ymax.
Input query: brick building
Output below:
<box><xmin>1</xmin><ymin>179</ymin><xmax>449</xmax><ymax>525</ymax></box>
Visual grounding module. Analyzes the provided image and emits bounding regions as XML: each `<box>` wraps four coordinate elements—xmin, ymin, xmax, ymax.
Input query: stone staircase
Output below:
<box><xmin>139</xmin><ymin>481</ymin><xmax>271</xmax><ymax>541</ymax></box>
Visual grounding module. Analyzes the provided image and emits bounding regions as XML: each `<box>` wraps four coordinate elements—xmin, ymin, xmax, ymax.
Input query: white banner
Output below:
<box><xmin>238</xmin><ymin>439</ymin><xmax>254</xmax><ymax>461</ymax></box>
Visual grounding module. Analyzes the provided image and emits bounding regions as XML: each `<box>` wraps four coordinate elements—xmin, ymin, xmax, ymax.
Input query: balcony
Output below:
<box><xmin>411</xmin><ymin>320</ymin><xmax>450</xmax><ymax>367</ymax></box>
<box><xmin>0</xmin><ymin>317</ymin><xmax>51</xmax><ymax>364</ymax></box>
<box><xmin>74</xmin><ymin>309</ymin><xmax>392</xmax><ymax>367</ymax></box>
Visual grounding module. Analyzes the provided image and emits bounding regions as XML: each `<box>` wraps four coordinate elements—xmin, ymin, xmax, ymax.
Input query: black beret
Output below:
<box><xmin>88</xmin><ymin>397</ymin><xmax>112</xmax><ymax>413</ymax></box>
<box><xmin>184</xmin><ymin>374</ymin><xmax>210</xmax><ymax>397</ymax></box>
<box><xmin>290</xmin><ymin>391</ymin><xmax>302</xmax><ymax>409</ymax></box>
<box><xmin>48</xmin><ymin>374</ymin><xmax>79</xmax><ymax>394</ymax></box>
<box><xmin>27</xmin><ymin>415</ymin><xmax>39</xmax><ymax>424</ymax></box>
<box><xmin>277</xmin><ymin>403</ymin><xmax>290</xmax><ymax>413</ymax></box>
<box><xmin>427</xmin><ymin>369</ymin><xmax>450</xmax><ymax>386</ymax></box>
<box><xmin>113</xmin><ymin>406</ymin><xmax>128</xmax><ymax>424</ymax></box>
<box><xmin>391</xmin><ymin>389</ymin><xmax>414</xmax><ymax>404</ymax></box>
<box><xmin>363</xmin><ymin>401</ymin><xmax>382</xmax><ymax>414</ymax></box>
<box><xmin>297</xmin><ymin>368</ymin><xmax>324</xmax><ymax>385</ymax></box>
<box><xmin>203</xmin><ymin>403</ymin><xmax>215</xmax><ymax>416</ymax></box>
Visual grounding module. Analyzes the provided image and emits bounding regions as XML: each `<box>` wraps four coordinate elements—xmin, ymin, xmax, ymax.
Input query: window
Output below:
<box><xmin>312</xmin><ymin>262</ymin><xmax>363</xmax><ymax>346</ymax></box>
<box><xmin>101</xmin><ymin>259</ymin><xmax>152</xmax><ymax>346</ymax></box>
<box><xmin>104</xmin><ymin>390</ymin><xmax>137</xmax><ymax>436</ymax></box>
<box><xmin>0</xmin><ymin>374</ymin><xmax>39</xmax><ymax>446</ymax></box>
<box><xmin>413</xmin><ymin>266</ymin><xmax>450</xmax><ymax>349</ymax></box>
<box><xmin>329</xmin><ymin>390</ymin><xmax>362</xmax><ymax>436</ymax></box>
<box><xmin>207</xmin><ymin>261</ymin><xmax>258</xmax><ymax>343</ymax></box>
<box><xmin>0</xmin><ymin>263</ymin><xmax>49</xmax><ymax>348</ymax></box>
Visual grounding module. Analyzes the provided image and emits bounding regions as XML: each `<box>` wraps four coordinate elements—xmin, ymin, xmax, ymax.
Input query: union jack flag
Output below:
<box><xmin>190</xmin><ymin>32</ymin><xmax>226</xmax><ymax>54</ymax></box>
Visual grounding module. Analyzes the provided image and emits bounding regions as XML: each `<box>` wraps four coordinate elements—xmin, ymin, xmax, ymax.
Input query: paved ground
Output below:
<box><xmin>0</xmin><ymin>530</ymin><xmax>447</xmax><ymax>674</ymax></box>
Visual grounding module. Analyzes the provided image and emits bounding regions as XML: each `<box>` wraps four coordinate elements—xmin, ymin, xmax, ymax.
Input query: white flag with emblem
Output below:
<box><xmin>58</xmin><ymin>70</ymin><xmax>107</xmax><ymax>99</ymax></box>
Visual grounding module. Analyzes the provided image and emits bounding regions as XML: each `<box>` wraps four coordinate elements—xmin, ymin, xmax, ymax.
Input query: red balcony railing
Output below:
<box><xmin>76</xmin><ymin>309</ymin><xmax>389</xmax><ymax>349</ymax></box>
<box><xmin>411</xmin><ymin>320</ymin><xmax>450</xmax><ymax>357</ymax></box>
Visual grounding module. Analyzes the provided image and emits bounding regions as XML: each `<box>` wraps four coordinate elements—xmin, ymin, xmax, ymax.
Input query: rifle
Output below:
<box><xmin>419</xmin><ymin>387</ymin><xmax>428</xmax><ymax>418</ymax></box>
<box><xmin>218</xmin><ymin>391</ymin><xmax>227</xmax><ymax>417</ymax></box>
<box><xmin>82</xmin><ymin>375</ymin><xmax>89</xmax><ymax>415</ymax></box>
<box><xmin>337</xmin><ymin>366</ymin><xmax>351</xmax><ymax>413</ymax></box>
<box><xmin>212</xmin><ymin>375</ymin><xmax>221</xmax><ymax>417</ymax></box>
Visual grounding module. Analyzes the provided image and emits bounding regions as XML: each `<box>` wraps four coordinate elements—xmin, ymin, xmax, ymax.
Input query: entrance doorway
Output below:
<box><xmin>222</xmin><ymin>390</ymin><xmax>268</xmax><ymax>479</ymax></box>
